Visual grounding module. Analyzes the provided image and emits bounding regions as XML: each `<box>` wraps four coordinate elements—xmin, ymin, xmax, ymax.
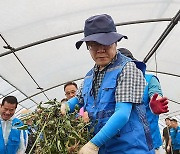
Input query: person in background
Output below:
<box><xmin>118</xmin><ymin>48</ymin><xmax>169</xmax><ymax>154</ymax></box>
<box><xmin>61</xmin><ymin>14</ymin><xmax>155</xmax><ymax>154</ymax></box>
<box><xmin>0</xmin><ymin>96</ymin><xmax>27</xmax><ymax>154</ymax></box>
<box><xmin>20</xmin><ymin>109</ymin><xmax>36</xmax><ymax>154</ymax></box>
<box><xmin>162</xmin><ymin>117</ymin><xmax>172</xmax><ymax>154</ymax></box>
<box><xmin>64</xmin><ymin>81</ymin><xmax>78</xmax><ymax>100</ymax></box>
<box><xmin>25</xmin><ymin>117</ymin><xmax>36</xmax><ymax>153</ymax></box>
<box><xmin>61</xmin><ymin>82</ymin><xmax>78</xmax><ymax>115</ymax></box>
<box><xmin>169</xmin><ymin>119</ymin><xmax>180</xmax><ymax>154</ymax></box>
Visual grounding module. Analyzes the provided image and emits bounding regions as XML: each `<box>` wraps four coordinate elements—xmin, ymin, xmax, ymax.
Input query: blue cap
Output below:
<box><xmin>76</xmin><ymin>14</ymin><xmax>127</xmax><ymax>49</ymax></box>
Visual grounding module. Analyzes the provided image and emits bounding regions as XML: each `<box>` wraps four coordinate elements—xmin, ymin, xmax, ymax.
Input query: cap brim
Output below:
<box><xmin>75</xmin><ymin>32</ymin><xmax>127</xmax><ymax>49</ymax></box>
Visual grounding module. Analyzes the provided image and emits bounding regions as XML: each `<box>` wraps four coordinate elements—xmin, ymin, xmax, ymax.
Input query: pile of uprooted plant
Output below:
<box><xmin>21</xmin><ymin>99</ymin><xmax>93</xmax><ymax>154</ymax></box>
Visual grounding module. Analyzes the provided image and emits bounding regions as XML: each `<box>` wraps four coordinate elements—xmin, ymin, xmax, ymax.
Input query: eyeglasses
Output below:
<box><xmin>87</xmin><ymin>42</ymin><xmax>113</xmax><ymax>52</ymax></box>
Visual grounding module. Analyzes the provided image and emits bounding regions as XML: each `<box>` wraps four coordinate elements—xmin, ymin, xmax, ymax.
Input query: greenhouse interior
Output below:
<box><xmin>0</xmin><ymin>0</ymin><xmax>180</xmax><ymax>153</ymax></box>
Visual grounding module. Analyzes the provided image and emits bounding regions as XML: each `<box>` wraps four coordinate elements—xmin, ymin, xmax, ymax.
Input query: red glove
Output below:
<box><xmin>150</xmin><ymin>93</ymin><xmax>169</xmax><ymax>115</ymax></box>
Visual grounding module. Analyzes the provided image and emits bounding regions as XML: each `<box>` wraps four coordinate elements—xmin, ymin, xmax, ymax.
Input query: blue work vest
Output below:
<box><xmin>170</xmin><ymin>126</ymin><xmax>180</xmax><ymax>150</ymax></box>
<box><xmin>143</xmin><ymin>74</ymin><xmax>162</xmax><ymax>149</ymax></box>
<box><xmin>0</xmin><ymin>118</ymin><xmax>25</xmax><ymax>154</ymax></box>
<box><xmin>82</xmin><ymin>52</ymin><xmax>155</xmax><ymax>154</ymax></box>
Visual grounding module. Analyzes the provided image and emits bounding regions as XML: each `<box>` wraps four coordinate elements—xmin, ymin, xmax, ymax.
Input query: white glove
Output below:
<box><xmin>78</xmin><ymin>141</ymin><xmax>99</xmax><ymax>154</ymax></box>
<box><xmin>60</xmin><ymin>103</ymin><xmax>68</xmax><ymax>115</ymax></box>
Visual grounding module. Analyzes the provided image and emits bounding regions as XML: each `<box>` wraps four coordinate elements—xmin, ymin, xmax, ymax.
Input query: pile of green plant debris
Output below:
<box><xmin>21</xmin><ymin>99</ymin><xmax>92</xmax><ymax>154</ymax></box>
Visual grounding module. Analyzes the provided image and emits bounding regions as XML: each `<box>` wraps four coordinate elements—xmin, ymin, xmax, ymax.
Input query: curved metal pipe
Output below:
<box><xmin>0</xmin><ymin>18</ymin><xmax>171</xmax><ymax>57</ymax></box>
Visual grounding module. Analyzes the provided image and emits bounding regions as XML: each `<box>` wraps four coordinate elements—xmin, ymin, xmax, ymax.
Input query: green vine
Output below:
<box><xmin>21</xmin><ymin>99</ymin><xmax>92</xmax><ymax>154</ymax></box>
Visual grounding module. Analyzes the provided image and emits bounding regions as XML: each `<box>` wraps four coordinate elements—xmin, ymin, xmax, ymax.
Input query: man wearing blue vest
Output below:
<box><xmin>0</xmin><ymin>96</ymin><xmax>27</xmax><ymax>154</ymax></box>
<box><xmin>61</xmin><ymin>14</ymin><xmax>155</xmax><ymax>154</ymax></box>
<box><xmin>169</xmin><ymin>119</ymin><xmax>180</xmax><ymax>154</ymax></box>
<box><xmin>118</xmin><ymin>48</ymin><xmax>169</xmax><ymax>154</ymax></box>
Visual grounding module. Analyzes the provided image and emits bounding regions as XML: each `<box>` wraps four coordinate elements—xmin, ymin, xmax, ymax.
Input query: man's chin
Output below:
<box><xmin>96</xmin><ymin>62</ymin><xmax>108</xmax><ymax>67</ymax></box>
<box><xmin>2</xmin><ymin>115</ymin><xmax>11</xmax><ymax>120</ymax></box>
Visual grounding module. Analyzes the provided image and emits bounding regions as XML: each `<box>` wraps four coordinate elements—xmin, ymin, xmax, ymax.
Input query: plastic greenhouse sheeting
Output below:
<box><xmin>0</xmin><ymin>0</ymin><xmax>180</xmax><ymax>129</ymax></box>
